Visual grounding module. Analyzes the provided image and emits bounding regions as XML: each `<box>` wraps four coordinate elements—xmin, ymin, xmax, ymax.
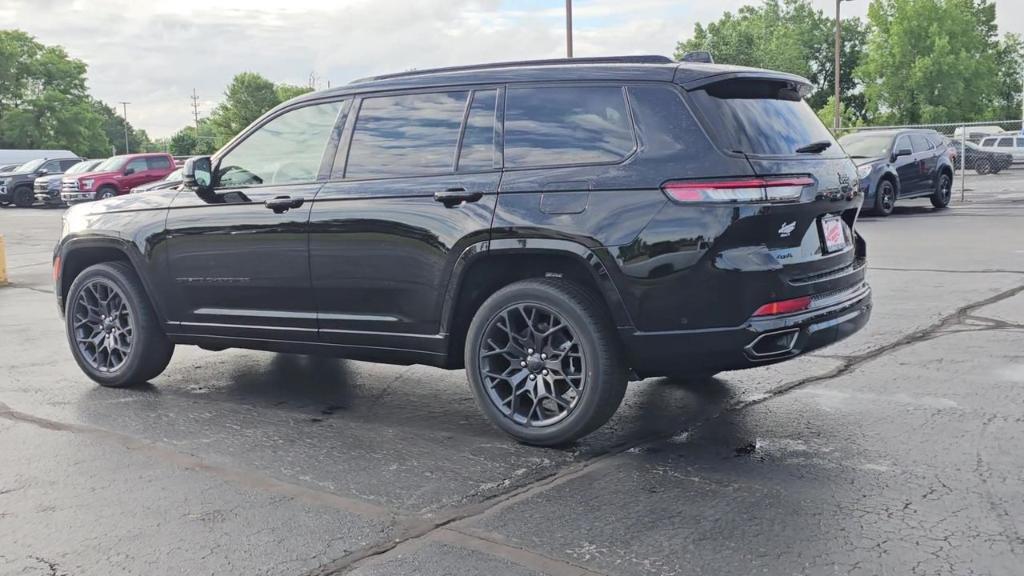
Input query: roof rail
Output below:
<box><xmin>350</xmin><ymin>55</ymin><xmax>675</xmax><ymax>84</ymax></box>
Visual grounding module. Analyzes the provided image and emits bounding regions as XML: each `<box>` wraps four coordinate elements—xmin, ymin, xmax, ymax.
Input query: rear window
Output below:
<box><xmin>503</xmin><ymin>85</ymin><xmax>635</xmax><ymax>168</ymax></box>
<box><xmin>689</xmin><ymin>79</ymin><xmax>839</xmax><ymax>157</ymax></box>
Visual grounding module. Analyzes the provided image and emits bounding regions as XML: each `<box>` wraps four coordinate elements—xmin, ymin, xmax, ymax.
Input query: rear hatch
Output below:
<box><xmin>673</xmin><ymin>75</ymin><xmax>865</xmax><ymax>325</ymax></box>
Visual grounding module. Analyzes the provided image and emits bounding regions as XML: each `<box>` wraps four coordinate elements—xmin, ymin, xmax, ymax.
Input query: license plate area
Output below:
<box><xmin>820</xmin><ymin>214</ymin><xmax>846</xmax><ymax>253</ymax></box>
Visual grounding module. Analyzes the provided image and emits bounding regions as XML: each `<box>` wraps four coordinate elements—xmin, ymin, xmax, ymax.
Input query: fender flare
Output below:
<box><xmin>57</xmin><ymin>236</ymin><xmax>167</xmax><ymax>321</ymax></box>
<box><xmin>439</xmin><ymin>237</ymin><xmax>634</xmax><ymax>335</ymax></box>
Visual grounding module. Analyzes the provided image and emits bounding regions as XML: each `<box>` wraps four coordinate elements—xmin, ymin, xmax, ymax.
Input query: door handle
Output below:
<box><xmin>265</xmin><ymin>196</ymin><xmax>304</xmax><ymax>213</ymax></box>
<box><xmin>433</xmin><ymin>188</ymin><xmax>483</xmax><ymax>207</ymax></box>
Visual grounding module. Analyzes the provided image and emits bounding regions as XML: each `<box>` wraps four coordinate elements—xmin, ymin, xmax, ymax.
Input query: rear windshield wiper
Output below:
<box><xmin>795</xmin><ymin>140</ymin><xmax>833</xmax><ymax>154</ymax></box>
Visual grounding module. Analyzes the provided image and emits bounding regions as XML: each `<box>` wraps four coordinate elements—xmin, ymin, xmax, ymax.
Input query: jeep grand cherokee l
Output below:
<box><xmin>54</xmin><ymin>56</ymin><xmax>871</xmax><ymax>446</ymax></box>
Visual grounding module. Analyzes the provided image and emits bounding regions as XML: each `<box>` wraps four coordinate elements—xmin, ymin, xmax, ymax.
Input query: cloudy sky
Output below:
<box><xmin>4</xmin><ymin>0</ymin><xmax>1022</xmax><ymax>138</ymax></box>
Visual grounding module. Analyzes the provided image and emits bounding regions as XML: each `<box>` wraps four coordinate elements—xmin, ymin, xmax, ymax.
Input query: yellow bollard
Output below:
<box><xmin>0</xmin><ymin>234</ymin><xmax>8</xmax><ymax>286</ymax></box>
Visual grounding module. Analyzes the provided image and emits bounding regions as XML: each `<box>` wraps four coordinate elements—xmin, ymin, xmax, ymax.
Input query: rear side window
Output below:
<box><xmin>688</xmin><ymin>79</ymin><xmax>839</xmax><ymax>156</ymax></box>
<box><xmin>457</xmin><ymin>90</ymin><xmax>498</xmax><ymax>172</ymax></box>
<box><xmin>997</xmin><ymin>138</ymin><xmax>1014</xmax><ymax>147</ymax></box>
<box><xmin>910</xmin><ymin>134</ymin><xmax>932</xmax><ymax>152</ymax></box>
<box><xmin>147</xmin><ymin>156</ymin><xmax>172</xmax><ymax>170</ymax></box>
<box><xmin>125</xmin><ymin>158</ymin><xmax>148</xmax><ymax>173</ymax></box>
<box><xmin>503</xmin><ymin>85</ymin><xmax>634</xmax><ymax>168</ymax></box>
<box><xmin>345</xmin><ymin>91</ymin><xmax>468</xmax><ymax>179</ymax></box>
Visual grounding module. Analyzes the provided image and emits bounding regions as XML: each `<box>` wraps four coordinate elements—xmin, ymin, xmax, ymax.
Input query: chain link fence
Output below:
<box><xmin>834</xmin><ymin>120</ymin><xmax>1024</xmax><ymax>203</ymax></box>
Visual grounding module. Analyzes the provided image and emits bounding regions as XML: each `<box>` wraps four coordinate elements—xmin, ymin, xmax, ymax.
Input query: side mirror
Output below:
<box><xmin>892</xmin><ymin>147</ymin><xmax>912</xmax><ymax>160</ymax></box>
<box><xmin>124</xmin><ymin>167</ymin><xmax>135</xmax><ymax>175</ymax></box>
<box><xmin>183</xmin><ymin>156</ymin><xmax>213</xmax><ymax>193</ymax></box>
<box><xmin>36</xmin><ymin>168</ymin><xmax>48</xmax><ymax>175</ymax></box>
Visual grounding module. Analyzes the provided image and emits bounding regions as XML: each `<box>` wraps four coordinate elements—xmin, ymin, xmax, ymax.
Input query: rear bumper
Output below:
<box><xmin>621</xmin><ymin>282</ymin><xmax>872</xmax><ymax>377</ymax></box>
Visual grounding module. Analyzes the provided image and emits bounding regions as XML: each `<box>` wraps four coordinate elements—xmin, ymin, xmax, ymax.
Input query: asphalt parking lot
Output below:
<box><xmin>2</xmin><ymin>173</ymin><xmax>1024</xmax><ymax>576</ymax></box>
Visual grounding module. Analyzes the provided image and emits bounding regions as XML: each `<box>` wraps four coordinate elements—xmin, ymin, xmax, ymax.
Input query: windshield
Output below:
<box><xmin>838</xmin><ymin>133</ymin><xmax>893</xmax><ymax>158</ymax></box>
<box><xmin>92</xmin><ymin>156</ymin><xmax>128</xmax><ymax>172</ymax></box>
<box><xmin>14</xmin><ymin>158</ymin><xmax>46</xmax><ymax>173</ymax></box>
<box><xmin>66</xmin><ymin>160</ymin><xmax>101</xmax><ymax>175</ymax></box>
<box><xmin>689</xmin><ymin>79</ymin><xmax>840</xmax><ymax>156</ymax></box>
<box><xmin>164</xmin><ymin>168</ymin><xmax>183</xmax><ymax>182</ymax></box>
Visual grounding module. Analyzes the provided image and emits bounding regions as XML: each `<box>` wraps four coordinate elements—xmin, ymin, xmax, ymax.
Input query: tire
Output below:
<box><xmin>975</xmin><ymin>158</ymin><xmax>991</xmax><ymax>175</ymax></box>
<box><xmin>65</xmin><ymin>261</ymin><xmax>174</xmax><ymax>387</ymax></box>
<box><xmin>12</xmin><ymin>186</ymin><xmax>34</xmax><ymax>207</ymax></box>
<box><xmin>96</xmin><ymin>186</ymin><xmax>118</xmax><ymax>200</ymax></box>
<box><xmin>465</xmin><ymin>278</ymin><xmax>627</xmax><ymax>446</ymax></box>
<box><xmin>931</xmin><ymin>172</ymin><xmax>952</xmax><ymax>209</ymax></box>
<box><xmin>873</xmin><ymin>178</ymin><xmax>896</xmax><ymax>216</ymax></box>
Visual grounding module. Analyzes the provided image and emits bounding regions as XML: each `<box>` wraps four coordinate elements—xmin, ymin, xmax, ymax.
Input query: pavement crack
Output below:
<box><xmin>29</xmin><ymin>556</ymin><xmax>66</xmax><ymax>576</ymax></box>
<box><xmin>2</xmin><ymin>284</ymin><xmax>54</xmax><ymax>294</ymax></box>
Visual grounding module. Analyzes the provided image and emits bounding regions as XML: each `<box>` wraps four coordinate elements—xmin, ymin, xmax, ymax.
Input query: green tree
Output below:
<box><xmin>675</xmin><ymin>0</ymin><xmax>867</xmax><ymax>120</ymax></box>
<box><xmin>0</xmin><ymin>30</ymin><xmax>111</xmax><ymax>156</ymax></box>
<box><xmin>856</xmin><ymin>0</ymin><xmax>1001</xmax><ymax>124</ymax></box>
<box><xmin>987</xmin><ymin>32</ymin><xmax>1024</xmax><ymax>120</ymax></box>
<box><xmin>208</xmin><ymin>72</ymin><xmax>280</xmax><ymax>146</ymax></box>
<box><xmin>275</xmin><ymin>83</ymin><xmax>313</xmax><ymax>102</ymax></box>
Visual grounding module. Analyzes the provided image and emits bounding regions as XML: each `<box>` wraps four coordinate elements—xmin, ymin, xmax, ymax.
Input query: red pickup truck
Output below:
<box><xmin>61</xmin><ymin>153</ymin><xmax>176</xmax><ymax>203</ymax></box>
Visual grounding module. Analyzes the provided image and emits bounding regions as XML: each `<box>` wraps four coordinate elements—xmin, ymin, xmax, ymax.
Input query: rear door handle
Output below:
<box><xmin>265</xmin><ymin>196</ymin><xmax>304</xmax><ymax>213</ymax></box>
<box><xmin>434</xmin><ymin>188</ymin><xmax>483</xmax><ymax>207</ymax></box>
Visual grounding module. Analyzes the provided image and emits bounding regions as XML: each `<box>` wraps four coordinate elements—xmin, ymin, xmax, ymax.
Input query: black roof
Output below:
<box><xmin>284</xmin><ymin>56</ymin><xmax>812</xmax><ymax>106</ymax></box>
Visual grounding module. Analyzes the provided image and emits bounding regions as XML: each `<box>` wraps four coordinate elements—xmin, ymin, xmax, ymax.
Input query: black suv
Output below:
<box><xmin>54</xmin><ymin>56</ymin><xmax>871</xmax><ymax>445</ymax></box>
<box><xmin>2</xmin><ymin>156</ymin><xmax>82</xmax><ymax>207</ymax></box>
<box><xmin>838</xmin><ymin>129</ymin><xmax>955</xmax><ymax>216</ymax></box>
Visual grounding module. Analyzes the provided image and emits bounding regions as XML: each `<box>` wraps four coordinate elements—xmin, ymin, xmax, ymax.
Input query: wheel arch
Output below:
<box><xmin>58</xmin><ymin>238</ymin><xmax>165</xmax><ymax>322</ymax></box>
<box><xmin>441</xmin><ymin>238</ymin><xmax>632</xmax><ymax>369</ymax></box>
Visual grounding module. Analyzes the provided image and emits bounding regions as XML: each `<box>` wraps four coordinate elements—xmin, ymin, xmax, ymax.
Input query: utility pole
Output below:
<box><xmin>118</xmin><ymin>101</ymin><xmax>131</xmax><ymax>153</ymax></box>
<box><xmin>565</xmin><ymin>0</ymin><xmax>573</xmax><ymax>58</ymax></box>
<box><xmin>190</xmin><ymin>89</ymin><xmax>201</xmax><ymax>140</ymax></box>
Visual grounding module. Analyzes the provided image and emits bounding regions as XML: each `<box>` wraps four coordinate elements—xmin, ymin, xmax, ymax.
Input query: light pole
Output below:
<box><xmin>565</xmin><ymin>0</ymin><xmax>573</xmax><ymax>58</ymax></box>
<box><xmin>118</xmin><ymin>101</ymin><xmax>131</xmax><ymax>153</ymax></box>
<box><xmin>834</xmin><ymin>0</ymin><xmax>853</xmax><ymax>131</ymax></box>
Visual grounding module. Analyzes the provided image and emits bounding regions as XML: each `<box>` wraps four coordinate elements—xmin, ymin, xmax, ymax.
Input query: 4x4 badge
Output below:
<box><xmin>778</xmin><ymin>221</ymin><xmax>797</xmax><ymax>238</ymax></box>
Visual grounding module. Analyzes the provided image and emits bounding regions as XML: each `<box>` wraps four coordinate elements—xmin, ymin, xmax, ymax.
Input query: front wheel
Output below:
<box><xmin>931</xmin><ymin>172</ymin><xmax>952</xmax><ymax>209</ymax></box>
<box><xmin>975</xmin><ymin>158</ymin><xmax>991</xmax><ymax>175</ymax></box>
<box><xmin>465</xmin><ymin>278</ymin><xmax>627</xmax><ymax>446</ymax></box>
<box><xmin>65</xmin><ymin>262</ymin><xmax>174</xmax><ymax>387</ymax></box>
<box><xmin>874</xmin><ymin>179</ymin><xmax>896</xmax><ymax>216</ymax></box>
<box><xmin>12</xmin><ymin>186</ymin><xmax>34</xmax><ymax>207</ymax></box>
<box><xmin>96</xmin><ymin>187</ymin><xmax>118</xmax><ymax>200</ymax></box>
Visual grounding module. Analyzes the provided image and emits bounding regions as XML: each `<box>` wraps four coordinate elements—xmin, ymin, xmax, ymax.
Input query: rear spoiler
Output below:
<box><xmin>674</xmin><ymin>67</ymin><xmax>812</xmax><ymax>93</ymax></box>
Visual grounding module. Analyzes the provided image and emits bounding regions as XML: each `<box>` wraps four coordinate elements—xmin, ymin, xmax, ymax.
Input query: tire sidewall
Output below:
<box><xmin>875</xmin><ymin>180</ymin><xmax>895</xmax><ymax>216</ymax></box>
<box><xmin>96</xmin><ymin>187</ymin><xmax>117</xmax><ymax>200</ymax></box>
<box><xmin>65</xmin><ymin>263</ymin><xmax>156</xmax><ymax>387</ymax></box>
<box><xmin>13</xmin><ymin>186</ymin><xmax>34</xmax><ymax>207</ymax></box>
<box><xmin>933</xmin><ymin>173</ymin><xmax>952</xmax><ymax>208</ymax></box>
<box><xmin>465</xmin><ymin>282</ymin><xmax>622</xmax><ymax>446</ymax></box>
<box><xmin>976</xmin><ymin>158</ymin><xmax>990</xmax><ymax>174</ymax></box>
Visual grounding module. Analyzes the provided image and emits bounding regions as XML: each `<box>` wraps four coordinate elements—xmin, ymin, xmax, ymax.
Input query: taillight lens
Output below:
<box><xmin>752</xmin><ymin>296</ymin><xmax>812</xmax><ymax>317</ymax></box>
<box><xmin>663</xmin><ymin>177</ymin><xmax>814</xmax><ymax>204</ymax></box>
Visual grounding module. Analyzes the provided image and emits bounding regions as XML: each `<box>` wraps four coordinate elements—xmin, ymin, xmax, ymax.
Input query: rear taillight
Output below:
<box><xmin>662</xmin><ymin>177</ymin><xmax>814</xmax><ymax>204</ymax></box>
<box><xmin>752</xmin><ymin>296</ymin><xmax>812</xmax><ymax>317</ymax></box>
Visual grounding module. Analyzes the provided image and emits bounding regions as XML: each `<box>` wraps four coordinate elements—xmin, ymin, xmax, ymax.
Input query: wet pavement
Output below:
<box><xmin>1</xmin><ymin>172</ymin><xmax>1023</xmax><ymax>575</ymax></box>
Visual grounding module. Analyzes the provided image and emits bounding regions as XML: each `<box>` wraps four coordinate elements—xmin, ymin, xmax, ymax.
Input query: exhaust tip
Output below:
<box><xmin>745</xmin><ymin>328</ymin><xmax>800</xmax><ymax>359</ymax></box>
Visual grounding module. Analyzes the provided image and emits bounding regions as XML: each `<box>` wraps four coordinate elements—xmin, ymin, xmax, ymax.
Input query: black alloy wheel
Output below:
<box><xmin>875</xmin><ymin>179</ymin><xmax>896</xmax><ymax>216</ymax></box>
<box><xmin>931</xmin><ymin>172</ymin><xmax>952</xmax><ymax>208</ymax></box>
<box><xmin>12</xmin><ymin>186</ymin><xmax>34</xmax><ymax>207</ymax></box>
<box><xmin>72</xmin><ymin>279</ymin><xmax>134</xmax><ymax>373</ymax></box>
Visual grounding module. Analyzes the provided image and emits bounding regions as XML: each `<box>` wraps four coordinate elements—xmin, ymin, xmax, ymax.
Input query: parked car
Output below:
<box><xmin>35</xmin><ymin>159</ymin><xmax>104</xmax><ymax>206</ymax></box>
<box><xmin>0</xmin><ymin>164</ymin><xmax>21</xmax><ymax>173</ymax></box>
<box><xmin>978</xmin><ymin>134</ymin><xmax>1024</xmax><ymax>163</ymax></box>
<box><xmin>951</xmin><ymin>125</ymin><xmax>1006</xmax><ymax>143</ymax></box>
<box><xmin>838</xmin><ymin>129</ymin><xmax>955</xmax><ymax>216</ymax></box>
<box><xmin>130</xmin><ymin>167</ymin><xmax>183</xmax><ymax>194</ymax></box>
<box><xmin>949</xmin><ymin>140</ymin><xmax>1012</xmax><ymax>174</ymax></box>
<box><xmin>54</xmin><ymin>56</ymin><xmax>871</xmax><ymax>446</ymax></box>
<box><xmin>61</xmin><ymin>153</ymin><xmax>176</xmax><ymax>204</ymax></box>
<box><xmin>0</xmin><ymin>156</ymin><xmax>83</xmax><ymax>207</ymax></box>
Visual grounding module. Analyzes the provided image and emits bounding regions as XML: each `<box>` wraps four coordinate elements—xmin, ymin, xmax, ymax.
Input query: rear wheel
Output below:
<box><xmin>931</xmin><ymin>172</ymin><xmax>952</xmax><ymax>209</ymax></box>
<box><xmin>96</xmin><ymin>186</ymin><xmax>118</xmax><ymax>200</ymax></box>
<box><xmin>12</xmin><ymin>186</ymin><xmax>34</xmax><ymax>207</ymax></box>
<box><xmin>874</xmin><ymin>179</ymin><xmax>896</xmax><ymax>216</ymax></box>
<box><xmin>975</xmin><ymin>158</ymin><xmax>991</xmax><ymax>174</ymax></box>
<box><xmin>65</xmin><ymin>261</ymin><xmax>174</xmax><ymax>387</ymax></box>
<box><xmin>465</xmin><ymin>278</ymin><xmax>627</xmax><ymax>446</ymax></box>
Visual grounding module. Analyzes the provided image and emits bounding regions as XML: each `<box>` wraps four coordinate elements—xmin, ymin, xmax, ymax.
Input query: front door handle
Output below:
<box><xmin>265</xmin><ymin>196</ymin><xmax>304</xmax><ymax>213</ymax></box>
<box><xmin>434</xmin><ymin>188</ymin><xmax>483</xmax><ymax>207</ymax></box>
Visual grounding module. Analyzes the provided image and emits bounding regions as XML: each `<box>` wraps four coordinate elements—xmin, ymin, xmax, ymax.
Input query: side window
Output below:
<box><xmin>894</xmin><ymin>135</ymin><xmax>911</xmax><ymax>153</ymax></box>
<box><xmin>344</xmin><ymin>91</ymin><xmax>468</xmax><ymax>179</ymax></box>
<box><xmin>217</xmin><ymin>99</ymin><xmax>344</xmax><ymax>188</ymax></box>
<box><xmin>42</xmin><ymin>160</ymin><xmax>62</xmax><ymax>172</ymax></box>
<box><xmin>457</xmin><ymin>90</ymin><xmax>498</xmax><ymax>172</ymax></box>
<box><xmin>504</xmin><ymin>85</ymin><xmax>635</xmax><ymax>168</ymax></box>
<box><xmin>981</xmin><ymin>138</ymin><xmax>995</xmax><ymax>147</ymax></box>
<box><xmin>1017</xmin><ymin>138</ymin><xmax>1024</xmax><ymax>148</ymax></box>
<box><xmin>60</xmin><ymin>159</ymin><xmax>79</xmax><ymax>171</ymax></box>
<box><xmin>147</xmin><ymin>156</ymin><xmax>172</xmax><ymax>170</ymax></box>
<box><xmin>997</xmin><ymin>137</ymin><xmax>1014</xmax><ymax>148</ymax></box>
<box><xmin>125</xmin><ymin>158</ymin><xmax>148</xmax><ymax>174</ymax></box>
<box><xmin>910</xmin><ymin>134</ymin><xmax>932</xmax><ymax>152</ymax></box>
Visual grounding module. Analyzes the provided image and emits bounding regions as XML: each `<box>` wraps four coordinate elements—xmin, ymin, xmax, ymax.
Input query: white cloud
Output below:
<box><xmin>7</xmin><ymin>0</ymin><xmax>1022</xmax><ymax>138</ymax></box>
